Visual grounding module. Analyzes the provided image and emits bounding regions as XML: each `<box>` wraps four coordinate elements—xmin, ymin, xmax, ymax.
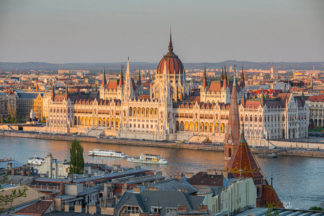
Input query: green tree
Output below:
<box><xmin>309</xmin><ymin>206</ymin><xmax>323</xmax><ymax>211</ymax></box>
<box><xmin>69</xmin><ymin>140</ymin><xmax>84</xmax><ymax>174</ymax></box>
<box><xmin>0</xmin><ymin>175</ymin><xmax>27</xmax><ymax>213</ymax></box>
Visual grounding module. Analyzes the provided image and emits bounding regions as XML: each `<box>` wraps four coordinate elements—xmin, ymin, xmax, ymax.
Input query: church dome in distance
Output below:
<box><xmin>157</xmin><ymin>33</ymin><xmax>184</xmax><ymax>75</ymax></box>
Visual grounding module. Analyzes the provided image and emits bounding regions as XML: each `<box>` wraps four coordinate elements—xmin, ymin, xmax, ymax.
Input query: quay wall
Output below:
<box><xmin>1</xmin><ymin>131</ymin><xmax>324</xmax><ymax>158</ymax></box>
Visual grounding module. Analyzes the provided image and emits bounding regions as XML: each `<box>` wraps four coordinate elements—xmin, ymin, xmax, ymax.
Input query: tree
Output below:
<box><xmin>69</xmin><ymin>140</ymin><xmax>84</xmax><ymax>174</ymax></box>
<box><xmin>0</xmin><ymin>175</ymin><xmax>27</xmax><ymax>213</ymax></box>
<box><xmin>309</xmin><ymin>206</ymin><xmax>323</xmax><ymax>211</ymax></box>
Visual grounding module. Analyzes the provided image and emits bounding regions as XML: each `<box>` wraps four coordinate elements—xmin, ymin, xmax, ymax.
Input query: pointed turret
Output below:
<box><xmin>124</xmin><ymin>57</ymin><xmax>134</xmax><ymax>101</ymax></box>
<box><xmin>227</xmin><ymin>125</ymin><xmax>263</xmax><ymax>179</ymax></box>
<box><xmin>261</xmin><ymin>90</ymin><xmax>264</xmax><ymax>106</ymax></box>
<box><xmin>101</xmin><ymin>67</ymin><xmax>107</xmax><ymax>87</ymax></box>
<box><xmin>137</xmin><ymin>68</ymin><xmax>141</xmax><ymax>85</ymax></box>
<box><xmin>224</xmin><ymin>73</ymin><xmax>240</xmax><ymax>169</ymax></box>
<box><xmin>119</xmin><ymin>64</ymin><xmax>124</xmax><ymax>87</ymax></box>
<box><xmin>221</xmin><ymin>67</ymin><xmax>224</xmax><ymax>80</ymax></box>
<box><xmin>222</xmin><ymin>67</ymin><xmax>227</xmax><ymax>89</ymax></box>
<box><xmin>241</xmin><ymin>88</ymin><xmax>246</xmax><ymax>106</ymax></box>
<box><xmin>240</xmin><ymin>66</ymin><xmax>245</xmax><ymax>88</ymax></box>
<box><xmin>52</xmin><ymin>85</ymin><xmax>55</xmax><ymax>100</ymax></box>
<box><xmin>168</xmin><ymin>29</ymin><xmax>173</xmax><ymax>53</ymax></box>
<box><xmin>202</xmin><ymin>66</ymin><xmax>207</xmax><ymax>88</ymax></box>
<box><xmin>65</xmin><ymin>86</ymin><xmax>69</xmax><ymax>99</ymax></box>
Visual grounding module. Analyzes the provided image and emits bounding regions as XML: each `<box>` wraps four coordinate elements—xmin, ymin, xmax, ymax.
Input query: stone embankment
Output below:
<box><xmin>1</xmin><ymin>131</ymin><xmax>324</xmax><ymax>158</ymax></box>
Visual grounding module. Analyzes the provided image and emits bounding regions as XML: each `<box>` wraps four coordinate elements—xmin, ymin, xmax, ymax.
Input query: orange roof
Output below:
<box><xmin>227</xmin><ymin>133</ymin><xmax>263</xmax><ymax>179</ymax></box>
<box><xmin>261</xmin><ymin>184</ymin><xmax>283</xmax><ymax>208</ymax></box>
<box><xmin>14</xmin><ymin>200</ymin><xmax>53</xmax><ymax>216</ymax></box>
<box><xmin>308</xmin><ymin>94</ymin><xmax>324</xmax><ymax>102</ymax></box>
<box><xmin>244</xmin><ymin>100</ymin><xmax>261</xmax><ymax>109</ymax></box>
<box><xmin>107</xmin><ymin>80</ymin><xmax>118</xmax><ymax>89</ymax></box>
<box><xmin>208</xmin><ymin>81</ymin><xmax>222</xmax><ymax>92</ymax></box>
<box><xmin>137</xmin><ymin>95</ymin><xmax>150</xmax><ymax>100</ymax></box>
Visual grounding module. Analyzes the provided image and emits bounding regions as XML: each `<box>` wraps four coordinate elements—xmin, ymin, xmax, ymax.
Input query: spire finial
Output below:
<box><xmin>168</xmin><ymin>27</ymin><xmax>173</xmax><ymax>53</ymax></box>
<box><xmin>233</xmin><ymin>72</ymin><xmax>236</xmax><ymax>86</ymax></box>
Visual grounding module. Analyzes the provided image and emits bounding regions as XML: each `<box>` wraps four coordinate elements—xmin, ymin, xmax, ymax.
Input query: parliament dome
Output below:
<box><xmin>157</xmin><ymin>33</ymin><xmax>184</xmax><ymax>75</ymax></box>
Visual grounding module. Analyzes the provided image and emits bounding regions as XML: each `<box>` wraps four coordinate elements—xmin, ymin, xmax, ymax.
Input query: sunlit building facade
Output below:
<box><xmin>45</xmin><ymin>34</ymin><xmax>308</xmax><ymax>141</ymax></box>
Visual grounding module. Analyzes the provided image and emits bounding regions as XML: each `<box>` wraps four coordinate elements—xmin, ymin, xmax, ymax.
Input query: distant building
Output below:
<box><xmin>45</xmin><ymin>33</ymin><xmax>309</xmax><ymax>142</ymax></box>
<box><xmin>58</xmin><ymin>70</ymin><xmax>89</xmax><ymax>76</ymax></box>
<box><xmin>36</xmin><ymin>153</ymin><xmax>70</xmax><ymax>178</ymax></box>
<box><xmin>306</xmin><ymin>94</ymin><xmax>324</xmax><ymax>128</ymax></box>
<box><xmin>0</xmin><ymin>92</ymin><xmax>17</xmax><ymax>122</ymax></box>
<box><xmin>115</xmin><ymin>190</ymin><xmax>207</xmax><ymax>216</ymax></box>
<box><xmin>16</xmin><ymin>92</ymin><xmax>39</xmax><ymax>121</ymax></box>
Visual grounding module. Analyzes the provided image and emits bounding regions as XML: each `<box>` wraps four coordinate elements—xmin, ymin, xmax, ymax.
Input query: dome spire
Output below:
<box><xmin>168</xmin><ymin>27</ymin><xmax>173</xmax><ymax>53</ymax></box>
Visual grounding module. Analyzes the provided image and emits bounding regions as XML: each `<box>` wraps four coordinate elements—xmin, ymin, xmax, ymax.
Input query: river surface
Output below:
<box><xmin>0</xmin><ymin>136</ymin><xmax>323</xmax><ymax>209</ymax></box>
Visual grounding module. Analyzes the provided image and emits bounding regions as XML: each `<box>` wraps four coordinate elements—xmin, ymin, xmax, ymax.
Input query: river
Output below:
<box><xmin>0</xmin><ymin>136</ymin><xmax>323</xmax><ymax>209</ymax></box>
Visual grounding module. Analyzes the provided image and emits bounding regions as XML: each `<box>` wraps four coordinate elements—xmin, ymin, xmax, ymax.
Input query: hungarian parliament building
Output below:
<box><xmin>45</xmin><ymin>34</ymin><xmax>309</xmax><ymax>142</ymax></box>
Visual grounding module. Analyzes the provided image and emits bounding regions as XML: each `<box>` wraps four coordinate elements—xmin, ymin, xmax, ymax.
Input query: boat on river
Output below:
<box><xmin>127</xmin><ymin>154</ymin><xmax>168</xmax><ymax>165</ymax></box>
<box><xmin>88</xmin><ymin>149</ymin><xmax>127</xmax><ymax>158</ymax></box>
<box><xmin>27</xmin><ymin>157</ymin><xmax>44</xmax><ymax>166</ymax></box>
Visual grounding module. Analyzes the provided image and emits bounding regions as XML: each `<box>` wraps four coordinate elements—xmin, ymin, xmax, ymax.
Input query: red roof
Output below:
<box><xmin>261</xmin><ymin>184</ymin><xmax>283</xmax><ymax>208</ymax></box>
<box><xmin>107</xmin><ymin>80</ymin><xmax>118</xmax><ymax>89</ymax></box>
<box><xmin>187</xmin><ymin>172</ymin><xmax>223</xmax><ymax>187</ymax></box>
<box><xmin>137</xmin><ymin>95</ymin><xmax>150</xmax><ymax>100</ymax></box>
<box><xmin>208</xmin><ymin>81</ymin><xmax>222</xmax><ymax>92</ymax></box>
<box><xmin>14</xmin><ymin>200</ymin><xmax>53</xmax><ymax>216</ymax></box>
<box><xmin>308</xmin><ymin>94</ymin><xmax>324</xmax><ymax>102</ymax></box>
<box><xmin>227</xmin><ymin>134</ymin><xmax>263</xmax><ymax>179</ymax></box>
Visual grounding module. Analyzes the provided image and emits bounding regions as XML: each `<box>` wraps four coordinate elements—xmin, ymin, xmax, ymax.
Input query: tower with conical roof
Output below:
<box><xmin>123</xmin><ymin>57</ymin><xmax>134</xmax><ymax>101</ymax></box>
<box><xmin>119</xmin><ymin>64</ymin><xmax>124</xmax><ymax>87</ymax></box>
<box><xmin>224</xmin><ymin>74</ymin><xmax>240</xmax><ymax>169</ymax></box>
<box><xmin>202</xmin><ymin>66</ymin><xmax>207</xmax><ymax>89</ymax></box>
<box><xmin>101</xmin><ymin>67</ymin><xmax>107</xmax><ymax>87</ymax></box>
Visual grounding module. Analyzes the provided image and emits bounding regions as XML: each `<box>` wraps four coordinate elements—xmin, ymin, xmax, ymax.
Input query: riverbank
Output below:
<box><xmin>1</xmin><ymin>131</ymin><xmax>324</xmax><ymax>158</ymax></box>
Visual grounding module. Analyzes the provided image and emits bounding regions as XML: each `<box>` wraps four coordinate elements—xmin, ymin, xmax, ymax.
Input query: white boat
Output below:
<box><xmin>88</xmin><ymin>149</ymin><xmax>127</xmax><ymax>158</ymax></box>
<box><xmin>127</xmin><ymin>154</ymin><xmax>168</xmax><ymax>165</ymax></box>
<box><xmin>27</xmin><ymin>157</ymin><xmax>44</xmax><ymax>166</ymax></box>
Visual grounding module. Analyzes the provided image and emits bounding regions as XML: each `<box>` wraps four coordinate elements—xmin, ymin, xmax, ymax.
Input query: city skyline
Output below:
<box><xmin>0</xmin><ymin>0</ymin><xmax>324</xmax><ymax>63</ymax></box>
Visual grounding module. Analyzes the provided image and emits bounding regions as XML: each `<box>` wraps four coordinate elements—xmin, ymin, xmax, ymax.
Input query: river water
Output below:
<box><xmin>0</xmin><ymin>136</ymin><xmax>323</xmax><ymax>209</ymax></box>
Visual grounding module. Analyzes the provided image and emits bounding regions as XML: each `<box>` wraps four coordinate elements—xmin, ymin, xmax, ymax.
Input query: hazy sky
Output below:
<box><xmin>0</xmin><ymin>0</ymin><xmax>323</xmax><ymax>63</ymax></box>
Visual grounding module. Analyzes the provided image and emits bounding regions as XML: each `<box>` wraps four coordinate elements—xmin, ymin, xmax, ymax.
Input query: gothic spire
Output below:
<box><xmin>221</xmin><ymin>67</ymin><xmax>224</xmax><ymax>80</ymax></box>
<box><xmin>101</xmin><ymin>66</ymin><xmax>107</xmax><ymax>87</ymax></box>
<box><xmin>203</xmin><ymin>66</ymin><xmax>207</xmax><ymax>88</ymax></box>
<box><xmin>261</xmin><ymin>90</ymin><xmax>264</xmax><ymax>106</ymax></box>
<box><xmin>138</xmin><ymin>68</ymin><xmax>141</xmax><ymax>85</ymax></box>
<box><xmin>241</xmin><ymin>88</ymin><xmax>246</xmax><ymax>106</ymax></box>
<box><xmin>240</xmin><ymin>66</ymin><xmax>245</xmax><ymax>88</ymax></box>
<box><xmin>168</xmin><ymin>28</ymin><xmax>173</xmax><ymax>53</ymax></box>
<box><xmin>119</xmin><ymin>64</ymin><xmax>124</xmax><ymax>87</ymax></box>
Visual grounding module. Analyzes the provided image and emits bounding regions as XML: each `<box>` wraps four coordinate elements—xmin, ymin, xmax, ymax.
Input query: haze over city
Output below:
<box><xmin>1</xmin><ymin>0</ymin><xmax>324</xmax><ymax>63</ymax></box>
<box><xmin>1</xmin><ymin>1</ymin><xmax>324</xmax><ymax>215</ymax></box>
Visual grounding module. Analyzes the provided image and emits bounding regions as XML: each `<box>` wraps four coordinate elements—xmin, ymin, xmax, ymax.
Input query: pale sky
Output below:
<box><xmin>0</xmin><ymin>0</ymin><xmax>323</xmax><ymax>63</ymax></box>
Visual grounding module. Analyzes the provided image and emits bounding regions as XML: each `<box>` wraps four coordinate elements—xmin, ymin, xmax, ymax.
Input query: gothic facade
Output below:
<box><xmin>45</xmin><ymin>34</ymin><xmax>309</xmax><ymax>142</ymax></box>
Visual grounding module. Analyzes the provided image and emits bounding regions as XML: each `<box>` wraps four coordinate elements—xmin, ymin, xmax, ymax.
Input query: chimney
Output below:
<box><xmin>184</xmin><ymin>172</ymin><xmax>193</xmax><ymax>178</ymax></box>
<box><xmin>133</xmin><ymin>187</ymin><xmax>141</xmax><ymax>194</ymax></box>
<box><xmin>207</xmin><ymin>169</ymin><xmax>217</xmax><ymax>175</ymax></box>
<box><xmin>177</xmin><ymin>205</ymin><xmax>187</xmax><ymax>212</ymax></box>
<box><xmin>103</xmin><ymin>183</ymin><xmax>108</xmax><ymax>204</ymax></box>
<box><xmin>198</xmin><ymin>205</ymin><xmax>208</xmax><ymax>212</ymax></box>
<box><xmin>148</xmin><ymin>186</ymin><xmax>158</xmax><ymax>191</ymax></box>
<box><xmin>7</xmin><ymin>162</ymin><xmax>12</xmax><ymax>170</ymax></box>
<box><xmin>59</xmin><ymin>183</ymin><xmax>64</xmax><ymax>195</ymax></box>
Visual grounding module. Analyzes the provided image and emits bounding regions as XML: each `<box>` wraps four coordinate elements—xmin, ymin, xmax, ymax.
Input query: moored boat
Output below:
<box><xmin>27</xmin><ymin>157</ymin><xmax>45</xmax><ymax>166</ymax></box>
<box><xmin>127</xmin><ymin>154</ymin><xmax>168</xmax><ymax>165</ymax></box>
<box><xmin>88</xmin><ymin>149</ymin><xmax>127</xmax><ymax>158</ymax></box>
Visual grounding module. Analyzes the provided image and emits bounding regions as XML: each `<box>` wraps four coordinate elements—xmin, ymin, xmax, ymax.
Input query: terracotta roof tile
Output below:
<box><xmin>107</xmin><ymin>80</ymin><xmax>118</xmax><ymax>89</ymax></box>
<box><xmin>308</xmin><ymin>94</ymin><xmax>324</xmax><ymax>102</ymax></box>
<box><xmin>14</xmin><ymin>200</ymin><xmax>53</xmax><ymax>216</ymax></box>
<box><xmin>208</xmin><ymin>81</ymin><xmax>222</xmax><ymax>92</ymax></box>
<box><xmin>187</xmin><ymin>172</ymin><xmax>223</xmax><ymax>187</ymax></box>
